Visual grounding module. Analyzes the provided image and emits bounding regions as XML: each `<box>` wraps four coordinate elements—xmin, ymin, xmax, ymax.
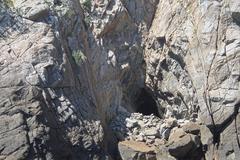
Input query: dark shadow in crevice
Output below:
<box><xmin>232</xmin><ymin>12</ymin><xmax>240</xmax><ymax>26</ymax></box>
<box><xmin>135</xmin><ymin>88</ymin><xmax>160</xmax><ymax>117</ymax></box>
<box><xmin>168</xmin><ymin>51</ymin><xmax>186</xmax><ymax>69</ymax></box>
<box><xmin>160</xmin><ymin>59</ymin><xmax>169</xmax><ymax>71</ymax></box>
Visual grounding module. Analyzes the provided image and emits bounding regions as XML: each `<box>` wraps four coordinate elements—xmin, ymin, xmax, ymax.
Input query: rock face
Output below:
<box><xmin>144</xmin><ymin>0</ymin><xmax>240</xmax><ymax>159</ymax></box>
<box><xmin>0</xmin><ymin>1</ymin><xmax>105</xmax><ymax>159</ymax></box>
<box><xmin>0</xmin><ymin>0</ymin><xmax>239</xmax><ymax>160</ymax></box>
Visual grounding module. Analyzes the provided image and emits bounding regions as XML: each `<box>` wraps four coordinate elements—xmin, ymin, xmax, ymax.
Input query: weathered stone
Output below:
<box><xmin>168</xmin><ymin>128</ymin><xmax>186</xmax><ymax>143</ymax></box>
<box><xmin>144</xmin><ymin>128</ymin><xmax>159</xmax><ymax>136</ymax></box>
<box><xmin>1</xmin><ymin>0</ymin><xmax>240</xmax><ymax>159</ymax></box>
<box><xmin>111</xmin><ymin>112</ymin><xmax>163</xmax><ymax>144</ymax></box>
<box><xmin>166</xmin><ymin>128</ymin><xmax>200</xmax><ymax>158</ymax></box>
<box><xmin>13</xmin><ymin>0</ymin><xmax>50</xmax><ymax>20</ymax></box>
<box><xmin>167</xmin><ymin>133</ymin><xmax>199</xmax><ymax>158</ymax></box>
<box><xmin>160</xmin><ymin>127</ymin><xmax>171</xmax><ymax>140</ymax></box>
<box><xmin>200</xmin><ymin>125</ymin><xmax>214</xmax><ymax>147</ymax></box>
<box><xmin>182</xmin><ymin>122</ymin><xmax>200</xmax><ymax>135</ymax></box>
<box><xmin>156</xmin><ymin>148</ymin><xmax>177</xmax><ymax>160</ymax></box>
<box><xmin>154</xmin><ymin>138</ymin><xmax>166</xmax><ymax>146</ymax></box>
<box><xmin>126</xmin><ymin>118</ymin><xmax>138</xmax><ymax>128</ymax></box>
<box><xmin>165</xmin><ymin>118</ymin><xmax>178</xmax><ymax>128</ymax></box>
<box><xmin>0</xmin><ymin>2</ymin><xmax>106</xmax><ymax>159</ymax></box>
<box><xmin>118</xmin><ymin>141</ymin><xmax>156</xmax><ymax>160</ymax></box>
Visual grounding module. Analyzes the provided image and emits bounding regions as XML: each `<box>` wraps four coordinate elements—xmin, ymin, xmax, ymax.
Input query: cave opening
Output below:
<box><xmin>135</xmin><ymin>88</ymin><xmax>160</xmax><ymax>117</ymax></box>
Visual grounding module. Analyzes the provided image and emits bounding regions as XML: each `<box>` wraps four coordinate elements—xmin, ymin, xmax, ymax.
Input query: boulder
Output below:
<box><xmin>166</xmin><ymin>128</ymin><xmax>200</xmax><ymax>158</ymax></box>
<box><xmin>118</xmin><ymin>141</ymin><xmax>157</xmax><ymax>160</ymax></box>
<box><xmin>126</xmin><ymin>118</ymin><xmax>138</xmax><ymax>128</ymax></box>
<box><xmin>13</xmin><ymin>0</ymin><xmax>50</xmax><ymax>20</ymax></box>
<box><xmin>156</xmin><ymin>148</ymin><xmax>176</xmax><ymax>160</ymax></box>
<box><xmin>182</xmin><ymin>122</ymin><xmax>200</xmax><ymax>135</ymax></box>
<box><xmin>168</xmin><ymin>128</ymin><xmax>186</xmax><ymax>142</ymax></box>
<box><xmin>144</xmin><ymin>128</ymin><xmax>159</xmax><ymax>137</ymax></box>
<box><xmin>165</xmin><ymin>118</ymin><xmax>178</xmax><ymax>128</ymax></box>
<box><xmin>200</xmin><ymin>125</ymin><xmax>213</xmax><ymax>147</ymax></box>
<box><xmin>200</xmin><ymin>125</ymin><xmax>216</xmax><ymax>160</ymax></box>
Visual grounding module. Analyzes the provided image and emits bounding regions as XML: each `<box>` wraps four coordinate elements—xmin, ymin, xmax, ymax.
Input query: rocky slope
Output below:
<box><xmin>0</xmin><ymin>0</ymin><xmax>239</xmax><ymax>160</ymax></box>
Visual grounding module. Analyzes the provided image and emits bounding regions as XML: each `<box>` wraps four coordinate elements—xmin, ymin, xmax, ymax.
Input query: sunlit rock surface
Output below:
<box><xmin>0</xmin><ymin>0</ymin><xmax>239</xmax><ymax>159</ymax></box>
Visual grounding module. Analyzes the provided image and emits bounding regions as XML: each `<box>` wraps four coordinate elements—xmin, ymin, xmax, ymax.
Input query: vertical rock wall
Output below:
<box><xmin>145</xmin><ymin>0</ymin><xmax>240</xmax><ymax>159</ymax></box>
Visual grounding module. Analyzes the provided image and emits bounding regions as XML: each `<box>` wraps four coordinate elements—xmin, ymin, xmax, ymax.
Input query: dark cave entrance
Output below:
<box><xmin>135</xmin><ymin>88</ymin><xmax>160</xmax><ymax>117</ymax></box>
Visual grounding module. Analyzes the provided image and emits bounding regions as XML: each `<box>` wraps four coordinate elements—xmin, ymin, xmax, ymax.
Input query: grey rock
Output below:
<box><xmin>159</xmin><ymin>124</ymin><xmax>171</xmax><ymax>140</ymax></box>
<box><xmin>1</xmin><ymin>0</ymin><xmax>240</xmax><ymax>159</ymax></box>
<box><xmin>199</xmin><ymin>125</ymin><xmax>215</xmax><ymax>160</ymax></box>
<box><xmin>182</xmin><ymin>122</ymin><xmax>200</xmax><ymax>135</ymax></box>
<box><xmin>200</xmin><ymin>125</ymin><xmax>213</xmax><ymax>147</ymax></box>
<box><xmin>126</xmin><ymin>118</ymin><xmax>138</xmax><ymax>128</ymax></box>
<box><xmin>167</xmin><ymin>134</ymin><xmax>199</xmax><ymax>158</ymax></box>
<box><xmin>156</xmin><ymin>148</ymin><xmax>177</xmax><ymax>160</ymax></box>
<box><xmin>144</xmin><ymin>129</ymin><xmax>159</xmax><ymax>136</ymax></box>
<box><xmin>13</xmin><ymin>0</ymin><xmax>50</xmax><ymax>20</ymax></box>
<box><xmin>111</xmin><ymin>112</ymin><xmax>163</xmax><ymax>144</ymax></box>
<box><xmin>118</xmin><ymin>141</ymin><xmax>156</xmax><ymax>160</ymax></box>
<box><xmin>0</xmin><ymin>2</ymin><xmax>106</xmax><ymax>159</ymax></box>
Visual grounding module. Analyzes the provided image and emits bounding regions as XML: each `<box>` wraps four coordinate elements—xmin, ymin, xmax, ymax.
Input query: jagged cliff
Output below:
<box><xmin>0</xmin><ymin>0</ymin><xmax>239</xmax><ymax>160</ymax></box>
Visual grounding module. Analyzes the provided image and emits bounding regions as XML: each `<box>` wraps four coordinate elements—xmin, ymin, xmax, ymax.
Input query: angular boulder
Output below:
<box><xmin>118</xmin><ymin>141</ymin><xmax>156</xmax><ymax>160</ymax></box>
<box><xmin>182</xmin><ymin>122</ymin><xmax>201</xmax><ymax>135</ymax></box>
<box><xmin>166</xmin><ymin>128</ymin><xmax>200</xmax><ymax>158</ymax></box>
